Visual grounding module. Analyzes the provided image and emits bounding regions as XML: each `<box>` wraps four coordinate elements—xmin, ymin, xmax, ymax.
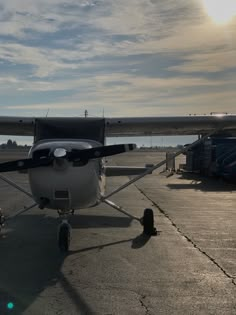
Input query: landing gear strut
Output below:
<box><xmin>102</xmin><ymin>199</ymin><xmax>157</xmax><ymax>236</ymax></box>
<box><xmin>58</xmin><ymin>220</ymin><xmax>71</xmax><ymax>252</ymax></box>
<box><xmin>57</xmin><ymin>210</ymin><xmax>73</xmax><ymax>252</ymax></box>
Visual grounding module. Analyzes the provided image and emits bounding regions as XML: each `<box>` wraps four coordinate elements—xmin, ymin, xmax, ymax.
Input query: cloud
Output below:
<box><xmin>0</xmin><ymin>1</ymin><xmax>235</xmax><ymax>75</ymax></box>
<box><xmin>0</xmin><ymin>1</ymin><xmax>62</xmax><ymax>38</ymax></box>
<box><xmin>0</xmin><ymin>0</ymin><xmax>235</xmax><ymax>117</ymax></box>
<box><xmin>0</xmin><ymin>72</ymin><xmax>228</xmax><ymax>93</ymax></box>
<box><xmin>2</xmin><ymin>71</ymin><xmax>235</xmax><ymax>117</ymax></box>
<box><xmin>0</xmin><ymin>43</ymin><xmax>78</xmax><ymax>77</ymax></box>
<box><xmin>4</xmin><ymin>88</ymin><xmax>236</xmax><ymax>117</ymax></box>
<box><xmin>168</xmin><ymin>49</ymin><xmax>236</xmax><ymax>73</ymax></box>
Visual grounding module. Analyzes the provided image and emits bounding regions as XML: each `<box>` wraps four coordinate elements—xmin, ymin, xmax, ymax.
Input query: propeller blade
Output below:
<box><xmin>0</xmin><ymin>157</ymin><xmax>52</xmax><ymax>173</ymax></box>
<box><xmin>68</xmin><ymin>144</ymin><xmax>136</xmax><ymax>161</ymax></box>
<box><xmin>0</xmin><ymin>143</ymin><xmax>136</xmax><ymax>172</ymax></box>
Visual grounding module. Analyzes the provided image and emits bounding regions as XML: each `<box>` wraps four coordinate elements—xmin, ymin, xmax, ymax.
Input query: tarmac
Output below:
<box><xmin>0</xmin><ymin>150</ymin><xmax>236</xmax><ymax>314</ymax></box>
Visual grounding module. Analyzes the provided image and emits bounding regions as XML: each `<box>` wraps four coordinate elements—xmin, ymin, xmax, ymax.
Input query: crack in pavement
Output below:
<box><xmin>135</xmin><ymin>184</ymin><xmax>236</xmax><ymax>288</ymax></box>
<box><xmin>65</xmin><ymin>282</ymin><xmax>152</xmax><ymax>315</ymax></box>
<box><xmin>139</xmin><ymin>295</ymin><xmax>151</xmax><ymax>315</ymax></box>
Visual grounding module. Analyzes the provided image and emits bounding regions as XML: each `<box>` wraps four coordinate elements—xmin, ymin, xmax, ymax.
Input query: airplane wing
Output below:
<box><xmin>0</xmin><ymin>117</ymin><xmax>35</xmax><ymax>136</ymax></box>
<box><xmin>105</xmin><ymin>115</ymin><xmax>236</xmax><ymax>136</ymax></box>
<box><xmin>0</xmin><ymin>115</ymin><xmax>236</xmax><ymax>136</ymax></box>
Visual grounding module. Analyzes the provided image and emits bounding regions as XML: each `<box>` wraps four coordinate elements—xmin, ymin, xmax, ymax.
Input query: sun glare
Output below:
<box><xmin>203</xmin><ymin>0</ymin><xmax>236</xmax><ymax>24</ymax></box>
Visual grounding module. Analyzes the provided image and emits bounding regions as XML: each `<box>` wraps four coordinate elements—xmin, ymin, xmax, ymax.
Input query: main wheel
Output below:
<box><xmin>142</xmin><ymin>208</ymin><xmax>156</xmax><ymax>235</ymax></box>
<box><xmin>0</xmin><ymin>212</ymin><xmax>5</xmax><ymax>233</ymax></box>
<box><xmin>58</xmin><ymin>223</ymin><xmax>71</xmax><ymax>252</ymax></box>
<box><xmin>0</xmin><ymin>210</ymin><xmax>5</xmax><ymax>226</ymax></box>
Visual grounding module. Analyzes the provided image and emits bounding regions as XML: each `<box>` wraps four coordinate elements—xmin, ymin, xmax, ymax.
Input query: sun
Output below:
<box><xmin>203</xmin><ymin>0</ymin><xmax>236</xmax><ymax>24</ymax></box>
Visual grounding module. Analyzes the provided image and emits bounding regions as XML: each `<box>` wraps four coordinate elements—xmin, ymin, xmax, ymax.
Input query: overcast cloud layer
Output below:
<box><xmin>0</xmin><ymin>0</ymin><xmax>235</xmax><ymax>117</ymax></box>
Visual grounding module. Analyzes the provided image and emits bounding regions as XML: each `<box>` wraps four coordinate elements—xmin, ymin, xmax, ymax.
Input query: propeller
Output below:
<box><xmin>67</xmin><ymin>144</ymin><xmax>136</xmax><ymax>161</ymax></box>
<box><xmin>0</xmin><ymin>143</ymin><xmax>136</xmax><ymax>173</ymax></box>
<box><xmin>0</xmin><ymin>156</ymin><xmax>52</xmax><ymax>172</ymax></box>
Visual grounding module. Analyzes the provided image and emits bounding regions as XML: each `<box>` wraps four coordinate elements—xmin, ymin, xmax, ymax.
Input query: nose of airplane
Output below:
<box><xmin>53</xmin><ymin>148</ymin><xmax>67</xmax><ymax>158</ymax></box>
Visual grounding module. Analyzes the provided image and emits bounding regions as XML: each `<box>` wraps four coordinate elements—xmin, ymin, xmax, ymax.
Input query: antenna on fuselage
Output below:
<box><xmin>84</xmin><ymin>110</ymin><xmax>88</xmax><ymax>118</ymax></box>
<box><xmin>46</xmin><ymin>108</ymin><xmax>50</xmax><ymax>117</ymax></box>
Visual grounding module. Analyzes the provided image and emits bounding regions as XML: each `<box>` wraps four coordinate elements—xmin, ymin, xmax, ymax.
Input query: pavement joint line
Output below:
<box><xmin>134</xmin><ymin>184</ymin><xmax>236</xmax><ymax>288</ymax></box>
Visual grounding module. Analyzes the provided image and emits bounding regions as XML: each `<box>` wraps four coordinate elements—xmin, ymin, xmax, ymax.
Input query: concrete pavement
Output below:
<box><xmin>0</xmin><ymin>151</ymin><xmax>235</xmax><ymax>314</ymax></box>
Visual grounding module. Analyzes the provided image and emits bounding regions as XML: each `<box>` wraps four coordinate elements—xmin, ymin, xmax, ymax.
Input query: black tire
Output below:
<box><xmin>143</xmin><ymin>208</ymin><xmax>155</xmax><ymax>235</ymax></box>
<box><xmin>58</xmin><ymin>223</ymin><xmax>70</xmax><ymax>252</ymax></box>
<box><xmin>0</xmin><ymin>212</ymin><xmax>5</xmax><ymax>226</ymax></box>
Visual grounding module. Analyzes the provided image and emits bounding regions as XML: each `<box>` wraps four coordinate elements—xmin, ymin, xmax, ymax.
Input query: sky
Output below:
<box><xmin>0</xmin><ymin>0</ymin><xmax>235</xmax><ymax>144</ymax></box>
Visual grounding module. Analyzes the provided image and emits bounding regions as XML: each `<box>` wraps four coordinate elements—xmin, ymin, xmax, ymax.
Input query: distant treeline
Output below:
<box><xmin>0</xmin><ymin>140</ymin><xmax>185</xmax><ymax>151</ymax></box>
<box><xmin>0</xmin><ymin>139</ymin><xmax>31</xmax><ymax>150</ymax></box>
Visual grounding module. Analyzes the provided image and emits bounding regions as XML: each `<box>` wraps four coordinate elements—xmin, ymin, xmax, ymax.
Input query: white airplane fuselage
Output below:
<box><xmin>28</xmin><ymin>139</ymin><xmax>105</xmax><ymax>211</ymax></box>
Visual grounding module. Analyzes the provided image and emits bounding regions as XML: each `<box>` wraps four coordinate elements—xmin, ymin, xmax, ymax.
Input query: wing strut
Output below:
<box><xmin>0</xmin><ymin>174</ymin><xmax>36</xmax><ymax>228</ymax></box>
<box><xmin>0</xmin><ymin>175</ymin><xmax>36</xmax><ymax>229</ymax></box>
<box><xmin>0</xmin><ymin>174</ymin><xmax>33</xmax><ymax>198</ymax></box>
<box><xmin>102</xmin><ymin>130</ymin><xmax>220</xmax><ymax>200</ymax></box>
<box><xmin>6</xmin><ymin>202</ymin><xmax>38</xmax><ymax>221</ymax></box>
<box><xmin>103</xmin><ymin>199</ymin><xmax>141</xmax><ymax>222</ymax></box>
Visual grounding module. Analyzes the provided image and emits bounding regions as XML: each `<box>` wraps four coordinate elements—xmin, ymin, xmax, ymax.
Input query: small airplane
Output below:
<box><xmin>0</xmin><ymin>114</ymin><xmax>236</xmax><ymax>251</ymax></box>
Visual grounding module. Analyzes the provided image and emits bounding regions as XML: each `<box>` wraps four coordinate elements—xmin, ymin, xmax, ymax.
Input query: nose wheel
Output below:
<box><xmin>58</xmin><ymin>221</ymin><xmax>71</xmax><ymax>252</ymax></box>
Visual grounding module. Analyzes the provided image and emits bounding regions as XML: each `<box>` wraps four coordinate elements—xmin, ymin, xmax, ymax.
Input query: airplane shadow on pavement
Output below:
<box><xmin>0</xmin><ymin>212</ymin><xmax>156</xmax><ymax>314</ymax></box>
<box><xmin>0</xmin><ymin>214</ymin><xmax>98</xmax><ymax>315</ymax></box>
<box><xmin>68</xmin><ymin>233</ymin><xmax>154</xmax><ymax>256</ymax></box>
<box><xmin>69</xmin><ymin>213</ymin><xmax>132</xmax><ymax>228</ymax></box>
